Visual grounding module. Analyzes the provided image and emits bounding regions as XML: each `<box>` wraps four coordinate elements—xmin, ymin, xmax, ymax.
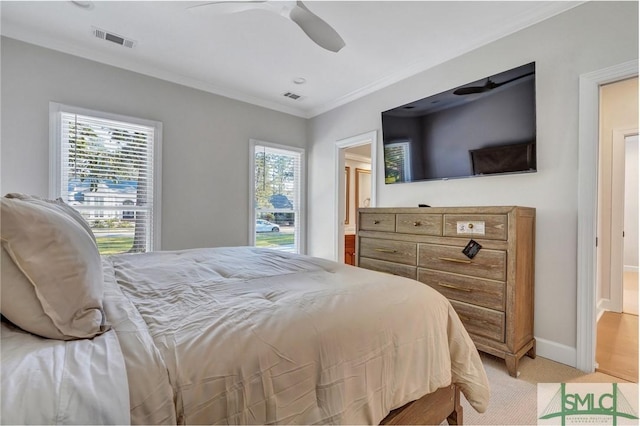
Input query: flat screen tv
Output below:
<box><xmin>382</xmin><ymin>62</ymin><xmax>536</xmax><ymax>183</ymax></box>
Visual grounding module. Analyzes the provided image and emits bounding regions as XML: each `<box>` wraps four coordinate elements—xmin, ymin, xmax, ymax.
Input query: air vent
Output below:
<box><xmin>283</xmin><ymin>92</ymin><xmax>303</xmax><ymax>101</ymax></box>
<box><xmin>92</xmin><ymin>27</ymin><xmax>135</xmax><ymax>48</ymax></box>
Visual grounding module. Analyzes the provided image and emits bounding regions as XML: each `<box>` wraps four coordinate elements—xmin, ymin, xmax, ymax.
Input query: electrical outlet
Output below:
<box><xmin>456</xmin><ymin>221</ymin><xmax>486</xmax><ymax>235</ymax></box>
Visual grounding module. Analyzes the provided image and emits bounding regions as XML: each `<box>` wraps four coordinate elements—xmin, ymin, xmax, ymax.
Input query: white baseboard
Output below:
<box><xmin>598</xmin><ymin>297</ymin><xmax>615</xmax><ymax>313</ymax></box>
<box><xmin>596</xmin><ymin>298</ymin><xmax>607</xmax><ymax>321</ymax></box>
<box><xmin>624</xmin><ymin>265</ymin><xmax>639</xmax><ymax>273</ymax></box>
<box><xmin>535</xmin><ymin>337</ymin><xmax>577</xmax><ymax>369</ymax></box>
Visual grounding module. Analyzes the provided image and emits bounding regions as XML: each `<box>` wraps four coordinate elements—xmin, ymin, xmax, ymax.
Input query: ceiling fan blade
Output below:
<box><xmin>289</xmin><ymin>1</ymin><xmax>345</xmax><ymax>52</ymax></box>
<box><xmin>187</xmin><ymin>1</ymin><xmax>267</xmax><ymax>15</ymax></box>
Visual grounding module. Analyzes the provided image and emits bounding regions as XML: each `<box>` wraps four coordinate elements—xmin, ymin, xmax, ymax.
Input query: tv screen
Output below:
<box><xmin>382</xmin><ymin>62</ymin><xmax>536</xmax><ymax>183</ymax></box>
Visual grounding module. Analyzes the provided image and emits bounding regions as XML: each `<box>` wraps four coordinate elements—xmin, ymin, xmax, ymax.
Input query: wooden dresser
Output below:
<box><xmin>356</xmin><ymin>206</ymin><xmax>535</xmax><ymax>377</ymax></box>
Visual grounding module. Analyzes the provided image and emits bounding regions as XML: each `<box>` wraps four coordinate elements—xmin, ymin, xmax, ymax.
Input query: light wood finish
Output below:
<box><xmin>596</xmin><ymin>311</ymin><xmax>638</xmax><ymax>382</ymax></box>
<box><xmin>359</xmin><ymin>237</ymin><xmax>417</xmax><ymax>265</ymax></box>
<box><xmin>344</xmin><ymin>234</ymin><xmax>356</xmax><ymax>265</ymax></box>
<box><xmin>397</xmin><ymin>213</ymin><xmax>442</xmax><ymax>235</ymax></box>
<box><xmin>357</xmin><ymin>206</ymin><xmax>536</xmax><ymax>377</ymax></box>
<box><xmin>359</xmin><ymin>213</ymin><xmax>395</xmax><ymax>232</ymax></box>
<box><xmin>380</xmin><ymin>385</ymin><xmax>462</xmax><ymax>425</ymax></box>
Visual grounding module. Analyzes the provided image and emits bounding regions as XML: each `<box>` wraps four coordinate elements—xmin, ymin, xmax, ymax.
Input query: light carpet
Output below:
<box><xmin>459</xmin><ymin>353</ymin><xmax>630</xmax><ymax>425</ymax></box>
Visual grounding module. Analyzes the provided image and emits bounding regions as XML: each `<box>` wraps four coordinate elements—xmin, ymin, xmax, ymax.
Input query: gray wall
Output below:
<box><xmin>0</xmin><ymin>37</ymin><xmax>307</xmax><ymax>251</ymax></box>
<box><xmin>306</xmin><ymin>1</ymin><xmax>638</xmax><ymax>365</ymax></box>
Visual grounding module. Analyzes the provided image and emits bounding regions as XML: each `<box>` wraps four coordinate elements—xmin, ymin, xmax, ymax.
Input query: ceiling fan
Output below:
<box><xmin>189</xmin><ymin>1</ymin><xmax>345</xmax><ymax>53</ymax></box>
<box><xmin>453</xmin><ymin>71</ymin><xmax>535</xmax><ymax>96</ymax></box>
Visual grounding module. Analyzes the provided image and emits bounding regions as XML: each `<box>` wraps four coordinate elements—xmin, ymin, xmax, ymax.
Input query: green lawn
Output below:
<box><xmin>96</xmin><ymin>235</ymin><xmax>134</xmax><ymax>255</ymax></box>
<box><xmin>255</xmin><ymin>232</ymin><xmax>294</xmax><ymax>247</ymax></box>
<box><xmin>96</xmin><ymin>232</ymin><xmax>293</xmax><ymax>254</ymax></box>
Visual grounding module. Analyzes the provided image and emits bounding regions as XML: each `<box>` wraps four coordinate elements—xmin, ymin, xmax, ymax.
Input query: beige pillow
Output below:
<box><xmin>4</xmin><ymin>193</ymin><xmax>96</xmax><ymax>243</ymax></box>
<box><xmin>1</xmin><ymin>197</ymin><xmax>108</xmax><ymax>340</ymax></box>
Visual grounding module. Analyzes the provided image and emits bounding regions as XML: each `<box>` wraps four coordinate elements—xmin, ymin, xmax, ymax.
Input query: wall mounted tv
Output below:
<box><xmin>382</xmin><ymin>62</ymin><xmax>536</xmax><ymax>183</ymax></box>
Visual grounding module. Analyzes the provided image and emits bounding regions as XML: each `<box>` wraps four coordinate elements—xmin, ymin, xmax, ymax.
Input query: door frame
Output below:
<box><xmin>576</xmin><ymin>59</ymin><xmax>638</xmax><ymax>372</ymax></box>
<box><xmin>334</xmin><ymin>130</ymin><xmax>378</xmax><ymax>262</ymax></box>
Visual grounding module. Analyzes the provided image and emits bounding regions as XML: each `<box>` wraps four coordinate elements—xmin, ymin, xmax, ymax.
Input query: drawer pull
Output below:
<box><xmin>458</xmin><ymin>314</ymin><xmax>494</xmax><ymax>326</ymax></box>
<box><xmin>413</xmin><ymin>221</ymin><xmax>421</xmax><ymax>226</ymax></box>
<box><xmin>373</xmin><ymin>220</ymin><xmax>380</xmax><ymax>224</ymax></box>
<box><xmin>375</xmin><ymin>248</ymin><xmax>398</xmax><ymax>253</ymax></box>
<box><xmin>438</xmin><ymin>282</ymin><xmax>472</xmax><ymax>292</ymax></box>
<box><xmin>438</xmin><ymin>257</ymin><xmax>472</xmax><ymax>264</ymax></box>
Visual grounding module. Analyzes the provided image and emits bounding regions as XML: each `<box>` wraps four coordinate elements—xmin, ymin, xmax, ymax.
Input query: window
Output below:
<box><xmin>50</xmin><ymin>103</ymin><xmax>162</xmax><ymax>255</ymax></box>
<box><xmin>250</xmin><ymin>140</ymin><xmax>304</xmax><ymax>254</ymax></box>
<box><xmin>384</xmin><ymin>140</ymin><xmax>412</xmax><ymax>183</ymax></box>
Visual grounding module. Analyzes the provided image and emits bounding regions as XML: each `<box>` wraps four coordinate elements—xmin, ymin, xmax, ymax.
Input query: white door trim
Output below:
<box><xmin>576</xmin><ymin>59</ymin><xmax>638</xmax><ymax>372</ymax></box>
<box><xmin>334</xmin><ymin>130</ymin><xmax>378</xmax><ymax>262</ymax></box>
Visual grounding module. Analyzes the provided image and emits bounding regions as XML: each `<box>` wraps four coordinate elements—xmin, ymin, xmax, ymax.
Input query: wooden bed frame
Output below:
<box><xmin>380</xmin><ymin>384</ymin><xmax>462</xmax><ymax>425</ymax></box>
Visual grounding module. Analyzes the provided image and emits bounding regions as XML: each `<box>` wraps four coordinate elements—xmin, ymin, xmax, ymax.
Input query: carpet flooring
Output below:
<box><xmin>459</xmin><ymin>353</ymin><xmax>629</xmax><ymax>425</ymax></box>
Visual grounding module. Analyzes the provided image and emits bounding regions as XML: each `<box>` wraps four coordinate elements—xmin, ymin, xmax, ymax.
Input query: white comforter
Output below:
<box><xmin>104</xmin><ymin>247</ymin><xmax>490</xmax><ymax>425</ymax></box>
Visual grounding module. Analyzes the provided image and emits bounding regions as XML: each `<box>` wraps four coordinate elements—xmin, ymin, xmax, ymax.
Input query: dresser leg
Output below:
<box><xmin>526</xmin><ymin>339</ymin><xmax>537</xmax><ymax>359</ymax></box>
<box><xmin>505</xmin><ymin>354</ymin><xmax>519</xmax><ymax>377</ymax></box>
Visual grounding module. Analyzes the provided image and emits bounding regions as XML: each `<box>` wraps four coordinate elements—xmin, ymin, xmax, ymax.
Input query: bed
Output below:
<box><xmin>0</xmin><ymin>194</ymin><xmax>489</xmax><ymax>425</ymax></box>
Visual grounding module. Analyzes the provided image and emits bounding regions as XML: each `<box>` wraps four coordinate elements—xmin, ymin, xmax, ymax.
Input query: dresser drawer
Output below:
<box><xmin>359</xmin><ymin>257</ymin><xmax>417</xmax><ymax>280</ymax></box>
<box><xmin>418</xmin><ymin>243</ymin><xmax>506</xmax><ymax>281</ymax></box>
<box><xmin>450</xmin><ymin>300</ymin><xmax>505</xmax><ymax>342</ymax></box>
<box><xmin>396</xmin><ymin>213</ymin><xmax>442</xmax><ymax>236</ymax></box>
<box><xmin>443</xmin><ymin>214</ymin><xmax>508</xmax><ymax>240</ymax></box>
<box><xmin>418</xmin><ymin>269</ymin><xmax>505</xmax><ymax>311</ymax></box>
<box><xmin>360</xmin><ymin>237</ymin><xmax>417</xmax><ymax>266</ymax></box>
<box><xmin>359</xmin><ymin>213</ymin><xmax>396</xmax><ymax>232</ymax></box>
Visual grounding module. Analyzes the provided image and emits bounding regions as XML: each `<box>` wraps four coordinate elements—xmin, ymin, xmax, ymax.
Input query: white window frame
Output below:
<box><xmin>249</xmin><ymin>139</ymin><xmax>305</xmax><ymax>254</ymax></box>
<box><xmin>49</xmin><ymin>102</ymin><xmax>163</xmax><ymax>251</ymax></box>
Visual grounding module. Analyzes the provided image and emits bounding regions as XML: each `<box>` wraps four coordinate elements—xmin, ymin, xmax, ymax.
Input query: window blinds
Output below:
<box><xmin>58</xmin><ymin>112</ymin><xmax>156</xmax><ymax>253</ymax></box>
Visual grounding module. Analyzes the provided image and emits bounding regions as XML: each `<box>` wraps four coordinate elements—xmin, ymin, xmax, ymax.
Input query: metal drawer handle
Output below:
<box><xmin>439</xmin><ymin>257</ymin><xmax>472</xmax><ymax>264</ymax></box>
<box><xmin>413</xmin><ymin>221</ymin><xmax>421</xmax><ymax>226</ymax></box>
<box><xmin>375</xmin><ymin>248</ymin><xmax>397</xmax><ymax>253</ymax></box>
<box><xmin>439</xmin><ymin>282</ymin><xmax>472</xmax><ymax>292</ymax></box>
<box><xmin>373</xmin><ymin>220</ymin><xmax>380</xmax><ymax>224</ymax></box>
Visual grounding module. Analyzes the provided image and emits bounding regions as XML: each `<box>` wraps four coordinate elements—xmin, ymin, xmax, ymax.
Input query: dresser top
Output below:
<box><xmin>358</xmin><ymin>206</ymin><xmax>534</xmax><ymax>215</ymax></box>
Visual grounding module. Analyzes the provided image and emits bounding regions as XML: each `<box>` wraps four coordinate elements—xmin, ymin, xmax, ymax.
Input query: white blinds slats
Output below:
<box><xmin>58</xmin><ymin>110</ymin><xmax>156</xmax><ymax>254</ymax></box>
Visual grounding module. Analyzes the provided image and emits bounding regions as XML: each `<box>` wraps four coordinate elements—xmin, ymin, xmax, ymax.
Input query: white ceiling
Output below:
<box><xmin>1</xmin><ymin>1</ymin><xmax>583</xmax><ymax>118</ymax></box>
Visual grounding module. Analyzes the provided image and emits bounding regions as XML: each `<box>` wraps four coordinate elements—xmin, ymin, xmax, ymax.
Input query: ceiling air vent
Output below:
<box><xmin>92</xmin><ymin>27</ymin><xmax>135</xmax><ymax>48</ymax></box>
<box><xmin>283</xmin><ymin>92</ymin><xmax>303</xmax><ymax>101</ymax></box>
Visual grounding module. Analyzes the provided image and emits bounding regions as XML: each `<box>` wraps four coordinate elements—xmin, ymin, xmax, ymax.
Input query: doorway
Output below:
<box><xmin>595</xmin><ymin>104</ymin><xmax>638</xmax><ymax>381</ymax></box>
<box><xmin>576</xmin><ymin>60</ymin><xmax>638</xmax><ymax>374</ymax></box>
<box><xmin>597</xmin><ymin>78</ymin><xmax>638</xmax><ymax>316</ymax></box>
<box><xmin>335</xmin><ymin>130</ymin><xmax>377</xmax><ymax>264</ymax></box>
